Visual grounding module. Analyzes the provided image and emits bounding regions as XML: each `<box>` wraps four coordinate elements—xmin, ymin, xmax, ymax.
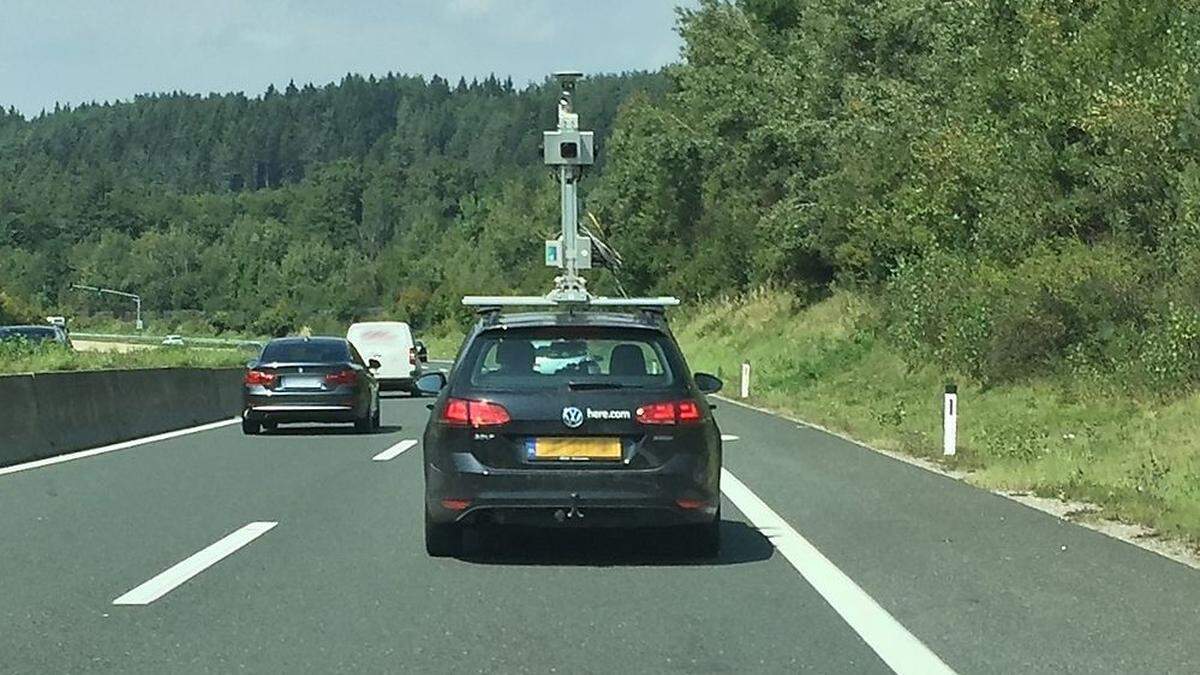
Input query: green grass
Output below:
<box><xmin>674</xmin><ymin>289</ymin><xmax>1200</xmax><ymax>547</ymax></box>
<box><xmin>423</xmin><ymin>332</ymin><xmax>466</xmax><ymax>361</ymax></box>
<box><xmin>0</xmin><ymin>344</ymin><xmax>248</xmax><ymax>375</ymax></box>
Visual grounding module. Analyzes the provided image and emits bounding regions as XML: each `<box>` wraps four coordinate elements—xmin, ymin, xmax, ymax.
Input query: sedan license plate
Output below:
<box><xmin>528</xmin><ymin>437</ymin><xmax>622</xmax><ymax>461</ymax></box>
<box><xmin>282</xmin><ymin>376</ymin><xmax>324</xmax><ymax>389</ymax></box>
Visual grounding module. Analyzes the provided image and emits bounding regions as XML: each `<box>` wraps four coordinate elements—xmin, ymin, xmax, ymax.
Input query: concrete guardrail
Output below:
<box><xmin>0</xmin><ymin>368</ymin><xmax>243</xmax><ymax>468</ymax></box>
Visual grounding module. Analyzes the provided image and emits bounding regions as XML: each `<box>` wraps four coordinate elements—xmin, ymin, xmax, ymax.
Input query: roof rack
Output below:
<box><xmin>463</xmin><ymin>294</ymin><xmax>680</xmax><ymax>319</ymax></box>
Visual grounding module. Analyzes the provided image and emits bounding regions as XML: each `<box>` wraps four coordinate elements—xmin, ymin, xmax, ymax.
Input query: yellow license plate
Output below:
<box><xmin>533</xmin><ymin>437</ymin><xmax>622</xmax><ymax>460</ymax></box>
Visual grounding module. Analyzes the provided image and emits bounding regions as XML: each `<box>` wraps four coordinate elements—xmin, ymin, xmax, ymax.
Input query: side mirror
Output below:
<box><xmin>694</xmin><ymin>372</ymin><xmax>723</xmax><ymax>394</ymax></box>
<box><xmin>415</xmin><ymin>340</ymin><xmax>429</xmax><ymax>362</ymax></box>
<box><xmin>415</xmin><ymin>372</ymin><xmax>446</xmax><ymax>395</ymax></box>
<box><xmin>368</xmin><ymin>358</ymin><xmax>382</xmax><ymax>370</ymax></box>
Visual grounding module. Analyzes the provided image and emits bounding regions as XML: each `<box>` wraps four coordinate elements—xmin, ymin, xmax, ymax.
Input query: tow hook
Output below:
<box><xmin>567</xmin><ymin>492</ymin><xmax>584</xmax><ymax>520</ymax></box>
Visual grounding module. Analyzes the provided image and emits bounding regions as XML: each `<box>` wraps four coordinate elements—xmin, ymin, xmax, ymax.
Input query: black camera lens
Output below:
<box><xmin>560</xmin><ymin>142</ymin><xmax>578</xmax><ymax>159</ymax></box>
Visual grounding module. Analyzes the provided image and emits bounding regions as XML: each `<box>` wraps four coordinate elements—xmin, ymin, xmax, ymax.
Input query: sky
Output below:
<box><xmin>0</xmin><ymin>0</ymin><xmax>693</xmax><ymax>117</ymax></box>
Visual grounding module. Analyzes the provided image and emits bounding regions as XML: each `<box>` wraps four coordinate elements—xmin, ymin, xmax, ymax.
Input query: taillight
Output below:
<box><xmin>441</xmin><ymin>398</ymin><xmax>511</xmax><ymax>428</ymax></box>
<box><xmin>636</xmin><ymin>401</ymin><xmax>677</xmax><ymax>425</ymax></box>
<box><xmin>443</xmin><ymin>398</ymin><xmax>470</xmax><ymax>426</ymax></box>
<box><xmin>244</xmin><ymin>370</ymin><xmax>277</xmax><ymax>387</ymax></box>
<box><xmin>471</xmin><ymin>400</ymin><xmax>511</xmax><ymax>427</ymax></box>
<box><xmin>677</xmin><ymin>400</ymin><xmax>701</xmax><ymax>423</ymax></box>
<box><xmin>409</xmin><ymin>347</ymin><xmax>416</xmax><ymax>365</ymax></box>
<box><xmin>636</xmin><ymin>400</ymin><xmax>703</xmax><ymax>425</ymax></box>
<box><xmin>324</xmin><ymin>370</ymin><xmax>357</xmax><ymax>387</ymax></box>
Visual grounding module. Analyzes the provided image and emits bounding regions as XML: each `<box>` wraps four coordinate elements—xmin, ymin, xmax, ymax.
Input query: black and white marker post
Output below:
<box><xmin>943</xmin><ymin>383</ymin><xmax>957</xmax><ymax>457</ymax></box>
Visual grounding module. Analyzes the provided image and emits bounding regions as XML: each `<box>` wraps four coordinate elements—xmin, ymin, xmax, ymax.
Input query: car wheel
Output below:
<box><xmin>242</xmin><ymin>417</ymin><xmax>261</xmax><ymax>435</ymax></box>
<box><xmin>425</xmin><ymin>508</ymin><xmax>462</xmax><ymax>557</ymax></box>
<box><xmin>354</xmin><ymin>413</ymin><xmax>372</xmax><ymax>433</ymax></box>
<box><xmin>372</xmin><ymin>401</ymin><xmax>381</xmax><ymax>429</ymax></box>
<box><xmin>263</xmin><ymin>421</ymin><xmax>278</xmax><ymax>432</ymax></box>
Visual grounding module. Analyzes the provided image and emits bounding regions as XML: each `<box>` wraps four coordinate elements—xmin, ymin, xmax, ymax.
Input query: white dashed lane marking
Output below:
<box><xmin>372</xmin><ymin>439</ymin><xmax>418</xmax><ymax>462</ymax></box>
<box><xmin>113</xmin><ymin>521</ymin><xmax>278</xmax><ymax>606</ymax></box>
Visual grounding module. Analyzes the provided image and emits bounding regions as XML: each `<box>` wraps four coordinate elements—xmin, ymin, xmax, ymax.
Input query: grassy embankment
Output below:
<box><xmin>673</xmin><ymin>290</ymin><xmax>1200</xmax><ymax>547</ymax></box>
<box><xmin>0</xmin><ymin>344</ymin><xmax>247</xmax><ymax>375</ymax></box>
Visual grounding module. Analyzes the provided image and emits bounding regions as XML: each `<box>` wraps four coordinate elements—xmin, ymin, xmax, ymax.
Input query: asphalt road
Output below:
<box><xmin>3</xmin><ymin>385</ymin><xmax>1199</xmax><ymax>673</ymax></box>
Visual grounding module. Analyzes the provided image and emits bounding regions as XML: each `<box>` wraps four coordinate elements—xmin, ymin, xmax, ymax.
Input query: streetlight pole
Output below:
<box><xmin>71</xmin><ymin>284</ymin><xmax>144</xmax><ymax>331</ymax></box>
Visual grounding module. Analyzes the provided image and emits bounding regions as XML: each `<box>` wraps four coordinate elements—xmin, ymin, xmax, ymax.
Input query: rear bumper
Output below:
<box><xmin>244</xmin><ymin>393</ymin><xmax>364</xmax><ymax>422</ymax></box>
<box><xmin>425</xmin><ymin>453</ymin><xmax>720</xmax><ymax>528</ymax></box>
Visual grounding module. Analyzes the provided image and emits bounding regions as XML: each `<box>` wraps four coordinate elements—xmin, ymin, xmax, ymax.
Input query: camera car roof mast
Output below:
<box><xmin>461</xmin><ymin>70</ymin><xmax>680</xmax><ymax>312</ymax></box>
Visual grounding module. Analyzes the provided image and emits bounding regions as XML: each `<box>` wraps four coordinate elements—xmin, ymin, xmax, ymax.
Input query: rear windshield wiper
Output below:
<box><xmin>567</xmin><ymin>381</ymin><xmax>645</xmax><ymax>391</ymax></box>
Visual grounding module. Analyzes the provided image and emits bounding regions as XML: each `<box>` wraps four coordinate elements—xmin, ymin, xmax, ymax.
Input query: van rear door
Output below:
<box><xmin>348</xmin><ymin>323</ymin><xmax>416</xmax><ymax>380</ymax></box>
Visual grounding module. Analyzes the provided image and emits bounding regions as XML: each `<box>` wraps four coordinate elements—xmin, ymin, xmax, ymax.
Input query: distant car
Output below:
<box><xmin>161</xmin><ymin>334</ymin><xmax>185</xmax><ymax>346</ymax></box>
<box><xmin>242</xmin><ymin>336</ymin><xmax>381</xmax><ymax>435</ymax></box>
<box><xmin>0</xmin><ymin>325</ymin><xmax>72</xmax><ymax>349</ymax></box>
<box><xmin>347</xmin><ymin>321</ymin><xmax>423</xmax><ymax>394</ymax></box>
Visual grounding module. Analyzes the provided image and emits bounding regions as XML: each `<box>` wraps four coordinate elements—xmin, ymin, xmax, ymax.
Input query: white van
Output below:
<box><xmin>347</xmin><ymin>321</ymin><xmax>422</xmax><ymax>393</ymax></box>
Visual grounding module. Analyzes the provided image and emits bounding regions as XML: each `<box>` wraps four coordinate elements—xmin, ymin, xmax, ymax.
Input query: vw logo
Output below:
<box><xmin>561</xmin><ymin>406</ymin><xmax>584</xmax><ymax>428</ymax></box>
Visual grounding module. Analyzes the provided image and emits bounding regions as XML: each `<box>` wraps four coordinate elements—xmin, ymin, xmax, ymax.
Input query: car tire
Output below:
<box><xmin>371</xmin><ymin>400</ymin><xmax>381</xmax><ymax>429</ymax></box>
<box><xmin>242</xmin><ymin>418</ymin><xmax>261</xmax><ymax>435</ymax></box>
<box><xmin>425</xmin><ymin>509</ymin><xmax>462</xmax><ymax>557</ymax></box>
<box><xmin>263</xmin><ymin>421</ymin><xmax>278</xmax><ymax>432</ymax></box>
<box><xmin>355</xmin><ymin>413</ymin><xmax>372</xmax><ymax>433</ymax></box>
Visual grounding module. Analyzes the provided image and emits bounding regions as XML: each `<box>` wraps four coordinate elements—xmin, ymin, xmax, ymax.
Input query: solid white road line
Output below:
<box><xmin>720</xmin><ymin>469</ymin><xmax>956</xmax><ymax>675</ymax></box>
<box><xmin>0</xmin><ymin>417</ymin><xmax>241</xmax><ymax>478</ymax></box>
<box><xmin>721</xmin><ymin>434</ymin><xmax>740</xmax><ymax>441</ymax></box>
<box><xmin>372</xmin><ymin>439</ymin><xmax>418</xmax><ymax>462</ymax></box>
<box><xmin>113</xmin><ymin>521</ymin><xmax>278</xmax><ymax>606</ymax></box>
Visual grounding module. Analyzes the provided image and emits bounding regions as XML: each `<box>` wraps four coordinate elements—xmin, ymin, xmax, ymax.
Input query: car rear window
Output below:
<box><xmin>464</xmin><ymin>327</ymin><xmax>677</xmax><ymax>390</ymax></box>
<box><xmin>260</xmin><ymin>340</ymin><xmax>350</xmax><ymax>363</ymax></box>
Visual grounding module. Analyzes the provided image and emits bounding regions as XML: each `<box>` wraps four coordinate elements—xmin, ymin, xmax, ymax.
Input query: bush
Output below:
<box><xmin>884</xmin><ymin>241</ymin><xmax>1157</xmax><ymax>385</ymax></box>
<box><xmin>0</xmin><ymin>290</ymin><xmax>41</xmax><ymax>325</ymax></box>
<box><xmin>1140</xmin><ymin>302</ymin><xmax>1200</xmax><ymax>389</ymax></box>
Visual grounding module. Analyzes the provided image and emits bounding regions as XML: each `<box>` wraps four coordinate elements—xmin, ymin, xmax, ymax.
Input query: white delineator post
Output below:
<box><xmin>740</xmin><ymin>361</ymin><xmax>751</xmax><ymax>399</ymax></box>
<box><xmin>943</xmin><ymin>384</ymin><xmax>957</xmax><ymax>456</ymax></box>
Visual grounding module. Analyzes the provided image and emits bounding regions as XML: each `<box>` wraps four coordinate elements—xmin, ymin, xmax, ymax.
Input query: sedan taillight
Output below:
<box><xmin>244</xmin><ymin>370</ymin><xmax>277</xmax><ymax>386</ymax></box>
<box><xmin>441</xmin><ymin>398</ymin><xmax>511</xmax><ymax>428</ymax></box>
<box><xmin>636</xmin><ymin>400</ymin><xmax>703</xmax><ymax>425</ymax></box>
<box><xmin>324</xmin><ymin>369</ymin><xmax>358</xmax><ymax>387</ymax></box>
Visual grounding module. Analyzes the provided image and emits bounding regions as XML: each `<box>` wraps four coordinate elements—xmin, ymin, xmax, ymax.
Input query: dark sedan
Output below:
<box><xmin>242</xmin><ymin>336</ymin><xmax>381</xmax><ymax>434</ymax></box>
<box><xmin>0</xmin><ymin>325</ymin><xmax>71</xmax><ymax>348</ymax></box>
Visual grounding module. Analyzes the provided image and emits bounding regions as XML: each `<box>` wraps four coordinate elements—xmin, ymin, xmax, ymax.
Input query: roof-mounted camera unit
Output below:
<box><xmin>461</xmin><ymin>69</ymin><xmax>679</xmax><ymax>313</ymax></box>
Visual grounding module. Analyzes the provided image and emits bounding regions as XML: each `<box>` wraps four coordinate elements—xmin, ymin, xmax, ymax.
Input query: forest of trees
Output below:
<box><xmin>3</xmin><ymin>0</ymin><xmax>1200</xmax><ymax>387</ymax></box>
<box><xmin>0</xmin><ymin>71</ymin><xmax>667</xmax><ymax>334</ymax></box>
<box><xmin>594</xmin><ymin>0</ymin><xmax>1200</xmax><ymax>388</ymax></box>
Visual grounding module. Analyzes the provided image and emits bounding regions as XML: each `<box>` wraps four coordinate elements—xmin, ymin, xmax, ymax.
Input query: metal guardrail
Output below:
<box><xmin>72</xmin><ymin>332</ymin><xmax>263</xmax><ymax>350</ymax></box>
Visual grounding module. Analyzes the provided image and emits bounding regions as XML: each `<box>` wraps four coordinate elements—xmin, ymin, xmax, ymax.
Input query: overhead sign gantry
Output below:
<box><xmin>462</xmin><ymin>71</ymin><xmax>679</xmax><ymax>311</ymax></box>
